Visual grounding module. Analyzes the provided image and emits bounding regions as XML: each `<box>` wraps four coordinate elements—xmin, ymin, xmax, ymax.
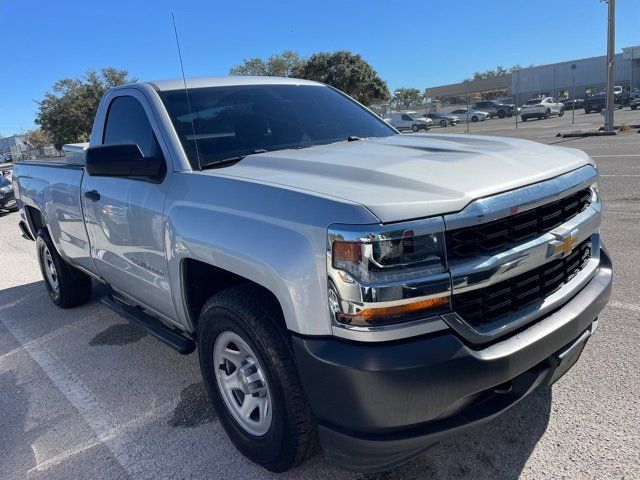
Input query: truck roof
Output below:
<box><xmin>146</xmin><ymin>76</ymin><xmax>324</xmax><ymax>92</ymax></box>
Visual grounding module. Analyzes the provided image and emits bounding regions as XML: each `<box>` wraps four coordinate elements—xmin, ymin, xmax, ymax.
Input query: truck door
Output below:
<box><xmin>81</xmin><ymin>90</ymin><xmax>176</xmax><ymax>321</ymax></box>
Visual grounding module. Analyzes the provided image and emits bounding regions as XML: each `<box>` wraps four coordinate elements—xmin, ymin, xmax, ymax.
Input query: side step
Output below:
<box><xmin>100</xmin><ymin>296</ymin><xmax>196</xmax><ymax>355</ymax></box>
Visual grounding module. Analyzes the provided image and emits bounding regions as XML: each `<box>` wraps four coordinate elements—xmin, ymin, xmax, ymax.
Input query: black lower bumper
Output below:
<box><xmin>0</xmin><ymin>190</ymin><xmax>17</xmax><ymax>210</ymax></box>
<box><xmin>292</xmin><ymin>248</ymin><xmax>612</xmax><ymax>472</ymax></box>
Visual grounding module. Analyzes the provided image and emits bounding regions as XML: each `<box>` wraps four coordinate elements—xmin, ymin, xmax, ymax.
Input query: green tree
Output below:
<box><xmin>293</xmin><ymin>51</ymin><xmax>390</xmax><ymax>104</ymax></box>
<box><xmin>35</xmin><ymin>67</ymin><xmax>135</xmax><ymax>149</ymax></box>
<box><xmin>230</xmin><ymin>50</ymin><xmax>305</xmax><ymax>77</ymax></box>
<box><xmin>394</xmin><ymin>88</ymin><xmax>422</xmax><ymax>109</ymax></box>
<box><xmin>24</xmin><ymin>129</ymin><xmax>53</xmax><ymax>149</ymax></box>
<box><xmin>470</xmin><ymin>65</ymin><xmax>521</xmax><ymax>81</ymax></box>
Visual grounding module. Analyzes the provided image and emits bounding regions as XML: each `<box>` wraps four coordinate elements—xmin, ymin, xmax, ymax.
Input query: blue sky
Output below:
<box><xmin>1</xmin><ymin>0</ymin><xmax>638</xmax><ymax>135</ymax></box>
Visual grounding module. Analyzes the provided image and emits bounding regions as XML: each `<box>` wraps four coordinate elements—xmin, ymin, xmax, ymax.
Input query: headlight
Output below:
<box><xmin>330</xmin><ymin>222</ymin><xmax>446</xmax><ymax>283</ymax></box>
<box><xmin>590</xmin><ymin>181</ymin><xmax>599</xmax><ymax>203</ymax></box>
<box><xmin>328</xmin><ymin>218</ymin><xmax>450</xmax><ymax>327</ymax></box>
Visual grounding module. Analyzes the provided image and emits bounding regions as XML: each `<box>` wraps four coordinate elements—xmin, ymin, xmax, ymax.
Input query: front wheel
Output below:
<box><xmin>521</xmin><ymin>116</ymin><xmax>528</xmax><ymax>122</ymax></box>
<box><xmin>198</xmin><ymin>284</ymin><xmax>318</xmax><ymax>472</ymax></box>
<box><xmin>411</xmin><ymin>124</ymin><xmax>419</xmax><ymax>132</ymax></box>
<box><xmin>544</xmin><ymin>109</ymin><xmax>551</xmax><ymax>119</ymax></box>
<box><xmin>497</xmin><ymin>110</ymin><xmax>506</xmax><ymax>119</ymax></box>
<box><xmin>631</xmin><ymin>105</ymin><xmax>638</xmax><ymax>110</ymax></box>
<box><xmin>559</xmin><ymin>108</ymin><xmax>565</xmax><ymax>117</ymax></box>
<box><xmin>440</xmin><ymin>119</ymin><xmax>447</xmax><ymax>127</ymax></box>
<box><xmin>471</xmin><ymin>116</ymin><xmax>479</xmax><ymax>122</ymax></box>
<box><xmin>36</xmin><ymin>229</ymin><xmax>92</xmax><ymax>308</ymax></box>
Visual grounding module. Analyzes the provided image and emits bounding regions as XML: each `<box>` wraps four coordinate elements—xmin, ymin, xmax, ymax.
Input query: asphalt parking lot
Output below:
<box><xmin>1</xmin><ymin>115</ymin><xmax>639</xmax><ymax>479</ymax></box>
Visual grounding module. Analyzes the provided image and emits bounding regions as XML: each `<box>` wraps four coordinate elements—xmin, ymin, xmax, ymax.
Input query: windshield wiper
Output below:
<box><xmin>347</xmin><ymin>135</ymin><xmax>361</xmax><ymax>142</ymax></box>
<box><xmin>201</xmin><ymin>149</ymin><xmax>267</xmax><ymax>170</ymax></box>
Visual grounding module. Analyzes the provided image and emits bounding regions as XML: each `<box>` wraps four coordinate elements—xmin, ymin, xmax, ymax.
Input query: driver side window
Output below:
<box><xmin>103</xmin><ymin>96</ymin><xmax>161</xmax><ymax>158</ymax></box>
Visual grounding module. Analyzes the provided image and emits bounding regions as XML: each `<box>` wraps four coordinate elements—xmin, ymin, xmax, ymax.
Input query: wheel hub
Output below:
<box><xmin>42</xmin><ymin>245</ymin><xmax>59</xmax><ymax>293</ymax></box>
<box><xmin>214</xmin><ymin>331</ymin><xmax>272</xmax><ymax>436</ymax></box>
<box><xmin>237</xmin><ymin>357</ymin><xmax>267</xmax><ymax>397</ymax></box>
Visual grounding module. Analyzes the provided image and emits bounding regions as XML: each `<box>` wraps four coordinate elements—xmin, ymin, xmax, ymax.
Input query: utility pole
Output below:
<box><xmin>465</xmin><ymin>81</ymin><xmax>470</xmax><ymax>134</ymax></box>
<box><xmin>604</xmin><ymin>0</ymin><xmax>615</xmax><ymax>132</ymax></box>
<box><xmin>515</xmin><ymin>70</ymin><xmax>519</xmax><ymax>129</ymax></box>
<box><xmin>571</xmin><ymin>63</ymin><xmax>576</xmax><ymax>125</ymax></box>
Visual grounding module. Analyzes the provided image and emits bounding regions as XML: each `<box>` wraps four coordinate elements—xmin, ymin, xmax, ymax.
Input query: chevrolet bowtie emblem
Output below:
<box><xmin>548</xmin><ymin>232</ymin><xmax>578</xmax><ymax>258</ymax></box>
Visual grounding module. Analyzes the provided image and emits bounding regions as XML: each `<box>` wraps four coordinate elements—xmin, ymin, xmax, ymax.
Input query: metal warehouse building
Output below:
<box><xmin>511</xmin><ymin>46</ymin><xmax>640</xmax><ymax>104</ymax></box>
<box><xmin>426</xmin><ymin>45</ymin><xmax>640</xmax><ymax>105</ymax></box>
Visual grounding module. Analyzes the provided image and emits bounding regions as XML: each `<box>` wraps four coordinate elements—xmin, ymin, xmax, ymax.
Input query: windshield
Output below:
<box><xmin>159</xmin><ymin>84</ymin><xmax>397</xmax><ymax>169</ymax></box>
<box><xmin>525</xmin><ymin>99</ymin><xmax>542</xmax><ymax>105</ymax></box>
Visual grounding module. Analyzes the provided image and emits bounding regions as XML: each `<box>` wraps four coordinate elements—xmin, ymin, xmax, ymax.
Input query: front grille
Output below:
<box><xmin>452</xmin><ymin>238</ymin><xmax>592</xmax><ymax>327</ymax></box>
<box><xmin>446</xmin><ymin>187</ymin><xmax>591</xmax><ymax>260</ymax></box>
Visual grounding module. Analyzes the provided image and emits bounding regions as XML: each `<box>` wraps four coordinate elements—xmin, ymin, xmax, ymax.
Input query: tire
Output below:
<box><xmin>197</xmin><ymin>284</ymin><xmax>318</xmax><ymax>472</ymax></box>
<box><xmin>497</xmin><ymin>110</ymin><xmax>506</xmax><ymax>119</ymax></box>
<box><xmin>521</xmin><ymin>116</ymin><xmax>528</xmax><ymax>122</ymax></box>
<box><xmin>411</xmin><ymin>124</ymin><xmax>419</xmax><ymax>132</ymax></box>
<box><xmin>631</xmin><ymin>105</ymin><xmax>638</xmax><ymax>110</ymax></box>
<box><xmin>471</xmin><ymin>116</ymin><xmax>479</xmax><ymax>122</ymax></box>
<box><xmin>559</xmin><ymin>108</ymin><xmax>565</xmax><ymax>117</ymax></box>
<box><xmin>544</xmin><ymin>109</ymin><xmax>551</xmax><ymax>119</ymax></box>
<box><xmin>36</xmin><ymin>229</ymin><xmax>92</xmax><ymax>308</ymax></box>
<box><xmin>440</xmin><ymin>119</ymin><xmax>447</xmax><ymax>128</ymax></box>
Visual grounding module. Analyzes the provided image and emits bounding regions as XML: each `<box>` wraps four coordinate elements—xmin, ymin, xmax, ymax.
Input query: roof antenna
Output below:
<box><xmin>171</xmin><ymin>12</ymin><xmax>202</xmax><ymax>170</ymax></box>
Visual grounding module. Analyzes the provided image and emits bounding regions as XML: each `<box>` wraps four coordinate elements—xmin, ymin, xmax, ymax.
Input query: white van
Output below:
<box><xmin>385</xmin><ymin>111</ymin><xmax>432</xmax><ymax>131</ymax></box>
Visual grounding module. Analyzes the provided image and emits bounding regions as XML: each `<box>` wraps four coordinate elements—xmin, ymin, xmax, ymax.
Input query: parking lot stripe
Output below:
<box><xmin>591</xmin><ymin>155</ymin><xmax>640</xmax><ymax>158</ymax></box>
<box><xmin>26</xmin><ymin>401</ymin><xmax>174</xmax><ymax>474</ymax></box>
<box><xmin>0</xmin><ymin>314</ymin><xmax>156</xmax><ymax>478</ymax></box>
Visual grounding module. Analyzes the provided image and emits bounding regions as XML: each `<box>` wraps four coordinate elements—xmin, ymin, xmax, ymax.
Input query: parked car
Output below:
<box><xmin>426</xmin><ymin>111</ymin><xmax>460</xmax><ymax>127</ymax></box>
<box><xmin>562</xmin><ymin>97</ymin><xmax>585</xmax><ymax>110</ymax></box>
<box><xmin>0</xmin><ymin>175</ymin><xmax>18</xmax><ymax>212</ymax></box>
<box><xmin>520</xmin><ymin>97</ymin><xmax>565</xmax><ymax>121</ymax></box>
<box><xmin>630</xmin><ymin>96</ymin><xmax>640</xmax><ymax>110</ymax></box>
<box><xmin>472</xmin><ymin>100</ymin><xmax>517</xmax><ymax>118</ymax></box>
<box><xmin>583</xmin><ymin>93</ymin><xmax>623</xmax><ymax>114</ymax></box>
<box><xmin>13</xmin><ymin>76</ymin><xmax>612</xmax><ymax>474</ymax></box>
<box><xmin>449</xmin><ymin>107</ymin><xmax>489</xmax><ymax>122</ymax></box>
<box><xmin>385</xmin><ymin>111</ymin><xmax>432</xmax><ymax>131</ymax></box>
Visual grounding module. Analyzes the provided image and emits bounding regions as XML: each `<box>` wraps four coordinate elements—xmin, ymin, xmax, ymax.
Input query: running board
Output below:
<box><xmin>100</xmin><ymin>296</ymin><xmax>196</xmax><ymax>355</ymax></box>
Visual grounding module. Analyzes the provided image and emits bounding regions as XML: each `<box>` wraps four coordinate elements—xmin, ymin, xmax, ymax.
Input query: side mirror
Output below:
<box><xmin>85</xmin><ymin>144</ymin><xmax>164</xmax><ymax>180</ymax></box>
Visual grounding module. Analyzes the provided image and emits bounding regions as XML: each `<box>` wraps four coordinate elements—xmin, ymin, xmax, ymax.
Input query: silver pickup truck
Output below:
<box><xmin>13</xmin><ymin>76</ymin><xmax>612</xmax><ymax>473</ymax></box>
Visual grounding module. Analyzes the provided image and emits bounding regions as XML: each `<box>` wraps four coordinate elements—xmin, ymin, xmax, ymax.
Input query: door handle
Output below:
<box><xmin>84</xmin><ymin>190</ymin><xmax>100</xmax><ymax>202</ymax></box>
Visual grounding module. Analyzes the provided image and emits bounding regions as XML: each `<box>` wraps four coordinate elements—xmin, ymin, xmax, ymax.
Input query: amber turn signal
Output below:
<box><xmin>332</xmin><ymin>241</ymin><xmax>362</xmax><ymax>263</ymax></box>
<box><xmin>337</xmin><ymin>296</ymin><xmax>449</xmax><ymax>326</ymax></box>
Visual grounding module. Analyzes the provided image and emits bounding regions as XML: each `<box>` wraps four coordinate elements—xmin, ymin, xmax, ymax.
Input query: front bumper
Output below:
<box><xmin>0</xmin><ymin>190</ymin><xmax>17</xmax><ymax>210</ymax></box>
<box><xmin>293</xmin><ymin>247</ymin><xmax>612</xmax><ymax>472</ymax></box>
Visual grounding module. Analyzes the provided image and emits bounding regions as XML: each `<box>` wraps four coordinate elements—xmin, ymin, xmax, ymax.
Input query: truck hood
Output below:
<box><xmin>216</xmin><ymin>134</ymin><xmax>593</xmax><ymax>223</ymax></box>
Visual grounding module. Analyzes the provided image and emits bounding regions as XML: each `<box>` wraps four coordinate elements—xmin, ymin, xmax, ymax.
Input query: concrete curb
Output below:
<box><xmin>557</xmin><ymin>131</ymin><xmax>617</xmax><ymax>138</ymax></box>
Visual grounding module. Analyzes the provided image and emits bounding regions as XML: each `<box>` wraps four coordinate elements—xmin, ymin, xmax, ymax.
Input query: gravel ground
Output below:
<box><xmin>1</xmin><ymin>113</ymin><xmax>639</xmax><ymax>479</ymax></box>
